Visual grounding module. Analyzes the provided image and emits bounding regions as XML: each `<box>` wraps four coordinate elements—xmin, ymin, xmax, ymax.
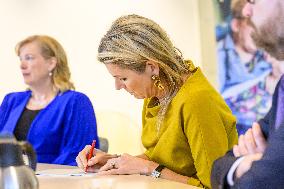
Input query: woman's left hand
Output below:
<box><xmin>97</xmin><ymin>153</ymin><xmax>154</xmax><ymax>175</ymax></box>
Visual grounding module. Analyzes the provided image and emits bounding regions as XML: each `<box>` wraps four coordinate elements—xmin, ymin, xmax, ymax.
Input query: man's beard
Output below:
<box><xmin>251</xmin><ymin>6</ymin><xmax>284</xmax><ymax>60</ymax></box>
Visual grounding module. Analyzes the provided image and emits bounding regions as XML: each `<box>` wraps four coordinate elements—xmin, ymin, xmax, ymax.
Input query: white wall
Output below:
<box><xmin>0</xmin><ymin>0</ymin><xmax>217</xmax><ymax>130</ymax></box>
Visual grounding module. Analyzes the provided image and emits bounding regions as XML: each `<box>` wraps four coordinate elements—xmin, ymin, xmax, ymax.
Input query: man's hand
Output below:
<box><xmin>233</xmin><ymin>122</ymin><xmax>267</xmax><ymax>157</ymax></box>
<box><xmin>235</xmin><ymin>153</ymin><xmax>263</xmax><ymax>178</ymax></box>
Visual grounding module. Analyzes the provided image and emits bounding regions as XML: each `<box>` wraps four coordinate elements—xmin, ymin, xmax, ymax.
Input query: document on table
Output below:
<box><xmin>36</xmin><ymin>168</ymin><xmax>97</xmax><ymax>177</ymax></box>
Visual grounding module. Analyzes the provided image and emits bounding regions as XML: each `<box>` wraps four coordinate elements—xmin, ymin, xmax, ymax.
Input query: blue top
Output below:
<box><xmin>217</xmin><ymin>34</ymin><xmax>272</xmax><ymax>130</ymax></box>
<box><xmin>0</xmin><ymin>90</ymin><xmax>99</xmax><ymax>165</ymax></box>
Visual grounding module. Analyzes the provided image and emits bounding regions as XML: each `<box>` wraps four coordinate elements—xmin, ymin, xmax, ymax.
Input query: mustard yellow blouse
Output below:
<box><xmin>142</xmin><ymin>68</ymin><xmax>238</xmax><ymax>188</ymax></box>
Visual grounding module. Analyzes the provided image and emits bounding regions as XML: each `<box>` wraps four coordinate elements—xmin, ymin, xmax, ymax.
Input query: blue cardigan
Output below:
<box><xmin>0</xmin><ymin>90</ymin><xmax>99</xmax><ymax>165</ymax></box>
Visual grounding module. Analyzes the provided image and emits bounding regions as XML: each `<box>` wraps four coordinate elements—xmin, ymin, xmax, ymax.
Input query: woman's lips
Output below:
<box><xmin>22</xmin><ymin>73</ymin><xmax>30</xmax><ymax>77</ymax></box>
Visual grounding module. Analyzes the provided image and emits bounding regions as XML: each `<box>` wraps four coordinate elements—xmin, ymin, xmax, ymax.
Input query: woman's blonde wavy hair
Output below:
<box><xmin>98</xmin><ymin>14</ymin><xmax>195</xmax><ymax>133</ymax></box>
<box><xmin>15</xmin><ymin>35</ymin><xmax>75</xmax><ymax>92</ymax></box>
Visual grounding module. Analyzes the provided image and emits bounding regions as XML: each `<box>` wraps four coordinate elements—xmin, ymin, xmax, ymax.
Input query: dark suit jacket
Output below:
<box><xmin>211</xmin><ymin>77</ymin><xmax>284</xmax><ymax>189</ymax></box>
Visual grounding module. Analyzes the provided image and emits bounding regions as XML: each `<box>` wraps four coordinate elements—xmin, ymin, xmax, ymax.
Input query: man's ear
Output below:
<box><xmin>48</xmin><ymin>57</ymin><xmax>57</xmax><ymax>72</ymax></box>
<box><xmin>145</xmin><ymin>60</ymin><xmax>160</xmax><ymax>75</ymax></box>
<box><xmin>231</xmin><ymin>18</ymin><xmax>241</xmax><ymax>33</ymax></box>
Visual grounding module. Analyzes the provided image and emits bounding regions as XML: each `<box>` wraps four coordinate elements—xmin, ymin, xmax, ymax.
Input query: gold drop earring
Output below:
<box><xmin>151</xmin><ymin>75</ymin><xmax>164</xmax><ymax>90</ymax></box>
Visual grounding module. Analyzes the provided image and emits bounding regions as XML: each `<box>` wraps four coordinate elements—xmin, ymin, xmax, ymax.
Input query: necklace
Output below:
<box><xmin>28</xmin><ymin>90</ymin><xmax>58</xmax><ymax>109</ymax></box>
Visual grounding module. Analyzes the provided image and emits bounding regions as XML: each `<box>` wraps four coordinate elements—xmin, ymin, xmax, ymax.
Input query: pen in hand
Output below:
<box><xmin>85</xmin><ymin>140</ymin><xmax>96</xmax><ymax>173</ymax></box>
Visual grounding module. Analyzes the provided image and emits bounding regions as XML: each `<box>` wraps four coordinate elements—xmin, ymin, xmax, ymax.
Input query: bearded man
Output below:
<box><xmin>211</xmin><ymin>0</ymin><xmax>284</xmax><ymax>189</ymax></box>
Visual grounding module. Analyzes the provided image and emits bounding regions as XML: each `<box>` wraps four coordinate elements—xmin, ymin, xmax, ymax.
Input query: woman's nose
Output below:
<box><xmin>115</xmin><ymin>80</ymin><xmax>124</xmax><ymax>90</ymax></box>
<box><xmin>20</xmin><ymin>61</ymin><xmax>26</xmax><ymax>69</ymax></box>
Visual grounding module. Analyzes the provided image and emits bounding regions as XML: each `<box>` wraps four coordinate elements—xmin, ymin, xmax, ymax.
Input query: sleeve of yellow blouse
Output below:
<box><xmin>183</xmin><ymin>92</ymin><xmax>236</xmax><ymax>188</ymax></box>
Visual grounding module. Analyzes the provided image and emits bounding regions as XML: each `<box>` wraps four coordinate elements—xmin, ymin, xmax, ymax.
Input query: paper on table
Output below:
<box><xmin>36</xmin><ymin>168</ymin><xmax>97</xmax><ymax>177</ymax></box>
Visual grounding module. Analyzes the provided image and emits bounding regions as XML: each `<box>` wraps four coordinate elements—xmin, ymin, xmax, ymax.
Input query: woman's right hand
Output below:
<box><xmin>76</xmin><ymin>145</ymin><xmax>119</xmax><ymax>172</ymax></box>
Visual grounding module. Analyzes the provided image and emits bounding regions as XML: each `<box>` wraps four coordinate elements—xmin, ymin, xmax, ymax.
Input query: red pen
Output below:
<box><xmin>85</xmin><ymin>140</ymin><xmax>96</xmax><ymax>172</ymax></box>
